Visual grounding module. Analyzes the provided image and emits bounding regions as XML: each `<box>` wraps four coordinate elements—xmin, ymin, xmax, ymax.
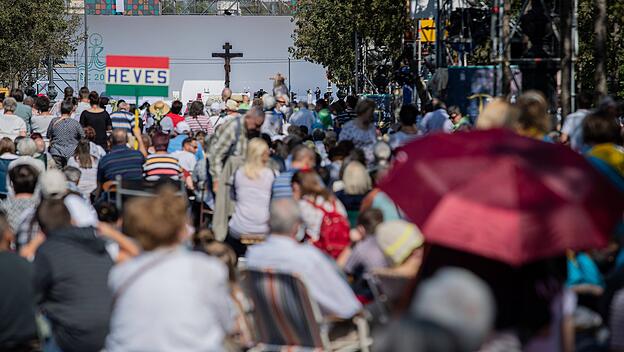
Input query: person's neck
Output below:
<box><xmin>81</xmin><ymin>98</ymin><xmax>89</xmax><ymax>103</ymax></box>
<box><xmin>60</xmin><ymin>113</ymin><xmax>71</xmax><ymax>119</ymax></box>
<box><xmin>14</xmin><ymin>193</ymin><xmax>32</xmax><ymax>199</ymax></box>
<box><xmin>40</xmin><ymin>111</ymin><xmax>51</xmax><ymax>116</ymax></box>
<box><xmin>401</xmin><ymin>124</ymin><xmax>417</xmax><ymax>134</ymax></box>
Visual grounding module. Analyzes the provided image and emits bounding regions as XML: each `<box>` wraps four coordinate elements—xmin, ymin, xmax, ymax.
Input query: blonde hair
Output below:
<box><xmin>243</xmin><ymin>138</ymin><xmax>269</xmax><ymax>179</ymax></box>
<box><xmin>515</xmin><ymin>90</ymin><xmax>551</xmax><ymax>137</ymax></box>
<box><xmin>343</xmin><ymin>161</ymin><xmax>372</xmax><ymax>195</ymax></box>
<box><xmin>476</xmin><ymin>98</ymin><xmax>520</xmax><ymax>130</ymax></box>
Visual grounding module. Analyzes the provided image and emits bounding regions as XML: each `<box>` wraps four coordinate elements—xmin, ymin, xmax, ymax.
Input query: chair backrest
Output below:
<box><xmin>365</xmin><ymin>271</ymin><xmax>414</xmax><ymax>324</ymax></box>
<box><xmin>114</xmin><ymin>175</ymin><xmax>186</xmax><ymax>210</ymax></box>
<box><xmin>241</xmin><ymin>268</ymin><xmax>325</xmax><ymax>349</ymax></box>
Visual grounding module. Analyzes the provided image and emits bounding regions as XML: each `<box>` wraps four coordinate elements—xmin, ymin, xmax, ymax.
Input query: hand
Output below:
<box><xmin>212</xmin><ymin>180</ymin><xmax>218</xmax><ymax>192</ymax></box>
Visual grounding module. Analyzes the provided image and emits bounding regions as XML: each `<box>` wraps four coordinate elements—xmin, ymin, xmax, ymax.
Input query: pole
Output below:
<box><xmin>83</xmin><ymin>5</ymin><xmax>89</xmax><ymax>88</ymax></box>
<box><xmin>571</xmin><ymin>0</ymin><xmax>578</xmax><ymax>112</ymax></box>
<box><xmin>288</xmin><ymin>56</ymin><xmax>291</xmax><ymax>96</ymax></box>
<box><xmin>502</xmin><ymin>0</ymin><xmax>512</xmax><ymax>96</ymax></box>
<box><xmin>435</xmin><ymin>0</ymin><xmax>444</xmax><ymax>68</ymax></box>
<box><xmin>354</xmin><ymin>31</ymin><xmax>360</xmax><ymax>94</ymax></box>
<box><xmin>560</xmin><ymin>0</ymin><xmax>573</xmax><ymax>117</ymax></box>
<box><xmin>47</xmin><ymin>55</ymin><xmax>55</xmax><ymax>98</ymax></box>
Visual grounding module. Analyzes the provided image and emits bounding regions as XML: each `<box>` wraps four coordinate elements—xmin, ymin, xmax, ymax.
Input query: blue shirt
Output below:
<box><xmin>271</xmin><ymin>169</ymin><xmax>296</xmax><ymax>199</ymax></box>
<box><xmin>97</xmin><ymin>145</ymin><xmax>144</xmax><ymax>184</ymax></box>
<box><xmin>167</xmin><ymin>135</ymin><xmax>204</xmax><ymax>160</ymax></box>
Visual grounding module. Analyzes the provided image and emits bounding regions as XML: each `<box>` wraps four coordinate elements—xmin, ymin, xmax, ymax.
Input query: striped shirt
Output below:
<box><xmin>185</xmin><ymin>115</ymin><xmax>213</xmax><ymax>135</ymax></box>
<box><xmin>143</xmin><ymin>153</ymin><xmax>183</xmax><ymax>181</ymax></box>
<box><xmin>271</xmin><ymin>169</ymin><xmax>296</xmax><ymax>199</ymax></box>
<box><xmin>110</xmin><ymin>111</ymin><xmax>136</xmax><ymax>132</ymax></box>
<box><xmin>97</xmin><ymin>145</ymin><xmax>145</xmax><ymax>184</ymax></box>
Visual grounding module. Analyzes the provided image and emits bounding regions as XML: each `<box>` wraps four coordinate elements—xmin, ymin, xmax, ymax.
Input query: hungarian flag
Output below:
<box><xmin>105</xmin><ymin>55</ymin><xmax>169</xmax><ymax>97</ymax></box>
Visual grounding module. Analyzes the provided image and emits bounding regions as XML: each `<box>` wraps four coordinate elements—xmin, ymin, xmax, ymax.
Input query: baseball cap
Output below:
<box><xmin>175</xmin><ymin>121</ymin><xmax>191</xmax><ymax>134</ymax></box>
<box><xmin>38</xmin><ymin>170</ymin><xmax>67</xmax><ymax>199</ymax></box>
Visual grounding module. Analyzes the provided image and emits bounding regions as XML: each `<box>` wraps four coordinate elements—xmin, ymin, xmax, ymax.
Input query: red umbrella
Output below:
<box><xmin>379</xmin><ymin>129</ymin><xmax>624</xmax><ymax>266</ymax></box>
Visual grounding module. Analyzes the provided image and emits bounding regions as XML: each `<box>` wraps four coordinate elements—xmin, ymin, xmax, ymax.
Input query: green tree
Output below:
<box><xmin>291</xmin><ymin>0</ymin><xmax>405</xmax><ymax>88</ymax></box>
<box><xmin>0</xmin><ymin>0</ymin><xmax>79</xmax><ymax>87</ymax></box>
<box><xmin>577</xmin><ymin>0</ymin><xmax>624</xmax><ymax>99</ymax></box>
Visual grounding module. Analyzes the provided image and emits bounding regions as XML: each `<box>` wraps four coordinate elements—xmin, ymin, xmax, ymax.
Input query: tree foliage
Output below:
<box><xmin>577</xmin><ymin>0</ymin><xmax>624</xmax><ymax>99</ymax></box>
<box><xmin>291</xmin><ymin>0</ymin><xmax>405</xmax><ymax>87</ymax></box>
<box><xmin>0</xmin><ymin>0</ymin><xmax>80</xmax><ymax>87</ymax></box>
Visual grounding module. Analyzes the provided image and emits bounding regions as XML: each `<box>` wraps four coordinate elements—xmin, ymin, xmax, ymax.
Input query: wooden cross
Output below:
<box><xmin>211</xmin><ymin>42</ymin><xmax>243</xmax><ymax>88</ymax></box>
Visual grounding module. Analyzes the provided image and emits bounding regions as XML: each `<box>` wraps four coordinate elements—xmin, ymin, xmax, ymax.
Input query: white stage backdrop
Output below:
<box><xmin>72</xmin><ymin>15</ymin><xmax>329</xmax><ymax>99</ymax></box>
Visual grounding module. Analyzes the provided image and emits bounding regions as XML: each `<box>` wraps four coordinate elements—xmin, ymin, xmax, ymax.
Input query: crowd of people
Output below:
<box><xmin>0</xmin><ymin>81</ymin><xmax>623</xmax><ymax>352</ymax></box>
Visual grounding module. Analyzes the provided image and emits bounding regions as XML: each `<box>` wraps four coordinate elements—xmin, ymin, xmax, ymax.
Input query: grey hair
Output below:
<box><xmin>246</xmin><ymin>105</ymin><xmax>265</xmax><ymax>120</ymax></box>
<box><xmin>62</xmin><ymin>166</ymin><xmax>81</xmax><ymax>184</ymax></box>
<box><xmin>112</xmin><ymin>128</ymin><xmax>128</xmax><ymax>145</ymax></box>
<box><xmin>3</xmin><ymin>97</ymin><xmax>17</xmax><ymax>113</ymax></box>
<box><xmin>269</xmin><ymin>198</ymin><xmax>301</xmax><ymax>235</ymax></box>
<box><xmin>411</xmin><ymin>267</ymin><xmax>495</xmax><ymax>350</ymax></box>
<box><xmin>262</xmin><ymin>94</ymin><xmax>276</xmax><ymax>110</ymax></box>
<box><xmin>17</xmin><ymin>138</ymin><xmax>38</xmax><ymax>156</ymax></box>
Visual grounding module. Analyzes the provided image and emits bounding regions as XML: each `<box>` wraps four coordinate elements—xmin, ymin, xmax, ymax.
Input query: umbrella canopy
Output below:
<box><xmin>379</xmin><ymin>129</ymin><xmax>624</xmax><ymax>266</ymax></box>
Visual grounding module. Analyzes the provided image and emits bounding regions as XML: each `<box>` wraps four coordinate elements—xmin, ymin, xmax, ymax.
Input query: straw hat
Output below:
<box><xmin>225</xmin><ymin>99</ymin><xmax>239</xmax><ymax>111</ymax></box>
<box><xmin>149</xmin><ymin>101</ymin><xmax>171</xmax><ymax>116</ymax></box>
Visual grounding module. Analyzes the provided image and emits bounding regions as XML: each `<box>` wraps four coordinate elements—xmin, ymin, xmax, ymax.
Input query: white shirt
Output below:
<box><xmin>106</xmin><ymin>246</ymin><xmax>233</xmax><ymax>352</ymax></box>
<box><xmin>561</xmin><ymin>109</ymin><xmax>590</xmax><ymax>152</ymax></box>
<box><xmin>73</xmin><ymin>101</ymin><xmax>91</xmax><ymax>120</ymax></box>
<box><xmin>290</xmin><ymin>108</ymin><xmax>316</xmax><ymax>133</ymax></box>
<box><xmin>419</xmin><ymin>109</ymin><xmax>453</xmax><ymax>135</ymax></box>
<box><xmin>0</xmin><ymin>113</ymin><xmax>27</xmax><ymax>141</ymax></box>
<box><xmin>246</xmin><ymin>235</ymin><xmax>362</xmax><ymax>319</ymax></box>
<box><xmin>171</xmin><ymin>150</ymin><xmax>197</xmax><ymax>173</ymax></box>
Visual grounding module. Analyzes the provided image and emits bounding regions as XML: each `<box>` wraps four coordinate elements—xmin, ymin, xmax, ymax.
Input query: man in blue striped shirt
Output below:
<box><xmin>110</xmin><ymin>100</ymin><xmax>135</xmax><ymax>133</ymax></box>
<box><xmin>271</xmin><ymin>145</ymin><xmax>316</xmax><ymax>199</ymax></box>
<box><xmin>97</xmin><ymin>129</ymin><xmax>144</xmax><ymax>188</ymax></box>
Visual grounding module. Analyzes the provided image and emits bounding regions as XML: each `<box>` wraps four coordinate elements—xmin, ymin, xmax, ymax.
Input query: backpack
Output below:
<box><xmin>307</xmin><ymin>199</ymin><xmax>350</xmax><ymax>259</ymax></box>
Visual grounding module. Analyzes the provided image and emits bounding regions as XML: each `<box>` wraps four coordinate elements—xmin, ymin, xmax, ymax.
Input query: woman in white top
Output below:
<box><xmin>31</xmin><ymin>95</ymin><xmax>55</xmax><ymax>135</ymax></box>
<box><xmin>106</xmin><ymin>189</ymin><xmax>232</xmax><ymax>352</ymax></box>
<box><xmin>227</xmin><ymin>138</ymin><xmax>275</xmax><ymax>256</ymax></box>
<box><xmin>67</xmin><ymin>139</ymin><xmax>99</xmax><ymax>198</ymax></box>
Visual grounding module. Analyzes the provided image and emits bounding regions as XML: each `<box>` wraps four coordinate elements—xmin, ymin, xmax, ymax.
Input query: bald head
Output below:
<box><xmin>269</xmin><ymin>198</ymin><xmax>301</xmax><ymax>236</ymax></box>
<box><xmin>112</xmin><ymin>128</ymin><xmax>128</xmax><ymax>145</ymax></box>
<box><xmin>222</xmin><ymin>87</ymin><xmax>232</xmax><ymax>101</ymax></box>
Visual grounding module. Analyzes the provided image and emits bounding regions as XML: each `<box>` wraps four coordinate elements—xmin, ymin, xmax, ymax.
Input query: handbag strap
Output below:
<box><xmin>111</xmin><ymin>248</ymin><xmax>177</xmax><ymax>307</ymax></box>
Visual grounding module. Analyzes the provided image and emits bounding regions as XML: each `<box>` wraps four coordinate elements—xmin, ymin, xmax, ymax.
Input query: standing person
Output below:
<box><xmin>561</xmin><ymin>91</ymin><xmax>593</xmax><ymax>151</ymax></box>
<box><xmin>31</xmin><ymin>95</ymin><xmax>55</xmax><ymax>136</ymax></box>
<box><xmin>339</xmin><ymin>99</ymin><xmax>378</xmax><ymax>163</ymax></box>
<box><xmin>389</xmin><ymin>103</ymin><xmax>420</xmax><ymax>150</ymax></box>
<box><xmin>210</xmin><ymin>107</ymin><xmax>265</xmax><ymax>240</ymax></box>
<box><xmin>208</xmin><ymin>102</ymin><xmax>224</xmax><ymax>130</ymax></box>
<box><xmin>109</xmin><ymin>100</ymin><xmax>135</xmax><ymax>134</ymax></box>
<box><xmin>30</xmin><ymin>133</ymin><xmax>57</xmax><ymax>170</ymax></box>
<box><xmin>83</xmin><ymin>126</ymin><xmax>106</xmax><ymax>160</ymax></box>
<box><xmin>0</xmin><ymin>212</ymin><xmax>39</xmax><ymax>351</ymax></box>
<box><xmin>48</xmin><ymin>99</ymin><xmax>85</xmax><ymax>167</ymax></box>
<box><xmin>290</xmin><ymin>102</ymin><xmax>316</xmax><ymax>134</ymax></box>
<box><xmin>50</xmin><ymin>86</ymin><xmax>74</xmax><ymax>117</ymax></box>
<box><xmin>219</xmin><ymin>87</ymin><xmax>233</xmax><ymax>111</ymax></box>
<box><xmin>227</xmin><ymin>138</ymin><xmax>275</xmax><ymax>256</ymax></box>
<box><xmin>0</xmin><ymin>98</ymin><xmax>27</xmax><ymax>141</ymax></box>
<box><xmin>260</xmin><ymin>94</ymin><xmax>286</xmax><ymax>138</ymax></box>
<box><xmin>67</xmin><ymin>139</ymin><xmax>100</xmax><ymax>197</ymax></box>
<box><xmin>74</xmin><ymin>87</ymin><xmax>91</xmax><ymax>120</ymax></box>
<box><xmin>291</xmin><ymin>169</ymin><xmax>350</xmax><ymax>259</ymax></box>
<box><xmin>10</xmin><ymin>89</ymin><xmax>32</xmax><ymax>132</ymax></box>
<box><xmin>335</xmin><ymin>95</ymin><xmax>359</xmax><ymax>129</ymax></box>
<box><xmin>143</xmin><ymin>133</ymin><xmax>183</xmax><ymax>181</ymax></box>
<box><xmin>79</xmin><ymin>91</ymin><xmax>112</xmax><ymax>150</ymax></box>
<box><xmin>161</xmin><ymin>100</ymin><xmax>185</xmax><ymax>131</ymax></box>
<box><xmin>246</xmin><ymin>198</ymin><xmax>362</xmax><ymax>318</ymax></box>
<box><xmin>449</xmin><ymin>106</ymin><xmax>472</xmax><ymax>132</ymax></box>
<box><xmin>106</xmin><ymin>189</ymin><xmax>232</xmax><ymax>351</ymax></box>
<box><xmin>185</xmin><ymin>100</ymin><xmax>213</xmax><ymax>135</ymax></box>
<box><xmin>33</xmin><ymin>198</ymin><xmax>113</xmax><ymax>352</ymax></box>
<box><xmin>419</xmin><ymin>98</ymin><xmax>453</xmax><ymax>135</ymax></box>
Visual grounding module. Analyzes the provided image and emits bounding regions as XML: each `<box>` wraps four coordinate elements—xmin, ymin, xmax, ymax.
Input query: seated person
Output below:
<box><xmin>246</xmin><ymin>198</ymin><xmax>362</xmax><ymax>319</ymax></box>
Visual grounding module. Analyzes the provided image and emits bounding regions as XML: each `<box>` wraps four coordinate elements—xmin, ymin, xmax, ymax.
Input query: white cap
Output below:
<box><xmin>38</xmin><ymin>170</ymin><xmax>67</xmax><ymax>199</ymax></box>
<box><xmin>175</xmin><ymin>121</ymin><xmax>191</xmax><ymax>134</ymax></box>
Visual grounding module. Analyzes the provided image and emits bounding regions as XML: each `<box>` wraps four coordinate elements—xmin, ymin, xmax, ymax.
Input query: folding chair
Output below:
<box><xmin>241</xmin><ymin>268</ymin><xmax>372</xmax><ymax>352</ymax></box>
<box><xmin>114</xmin><ymin>175</ymin><xmax>186</xmax><ymax>210</ymax></box>
<box><xmin>365</xmin><ymin>271</ymin><xmax>413</xmax><ymax>324</ymax></box>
